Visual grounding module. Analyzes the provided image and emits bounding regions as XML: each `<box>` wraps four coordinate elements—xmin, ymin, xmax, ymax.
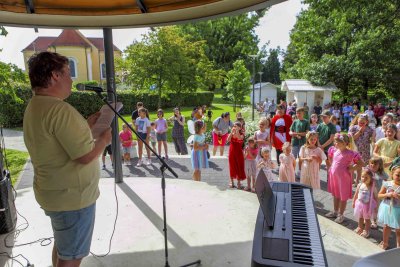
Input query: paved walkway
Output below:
<box><xmin>3</xmin><ymin>128</ymin><xmax>397</xmax><ymax>249</ymax></box>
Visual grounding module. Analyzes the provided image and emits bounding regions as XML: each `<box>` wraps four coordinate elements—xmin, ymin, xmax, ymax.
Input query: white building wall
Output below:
<box><xmin>307</xmin><ymin>92</ymin><xmax>315</xmax><ymax>116</ymax></box>
<box><xmin>323</xmin><ymin>90</ymin><xmax>332</xmax><ymax>107</ymax></box>
<box><xmin>251</xmin><ymin>85</ymin><xmax>277</xmax><ymax>105</ymax></box>
<box><xmin>286</xmin><ymin>91</ymin><xmax>295</xmax><ymax>103</ymax></box>
<box><xmin>294</xmin><ymin>92</ymin><xmax>307</xmax><ymax>105</ymax></box>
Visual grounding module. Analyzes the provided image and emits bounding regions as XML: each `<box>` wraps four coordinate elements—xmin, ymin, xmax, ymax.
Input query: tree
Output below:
<box><xmin>263</xmin><ymin>48</ymin><xmax>281</xmax><ymax>84</ymax></box>
<box><xmin>0</xmin><ymin>62</ymin><xmax>27</xmax><ymax>88</ymax></box>
<box><xmin>282</xmin><ymin>0</ymin><xmax>400</xmax><ymax>100</ymax></box>
<box><xmin>178</xmin><ymin>11</ymin><xmax>266</xmax><ymax>73</ymax></box>
<box><xmin>117</xmin><ymin>26</ymin><xmax>220</xmax><ymax>107</ymax></box>
<box><xmin>0</xmin><ymin>26</ymin><xmax>6</xmax><ymax>54</ymax></box>
<box><xmin>226</xmin><ymin>60</ymin><xmax>251</xmax><ymax>111</ymax></box>
<box><xmin>0</xmin><ymin>26</ymin><xmax>6</xmax><ymax>36</ymax></box>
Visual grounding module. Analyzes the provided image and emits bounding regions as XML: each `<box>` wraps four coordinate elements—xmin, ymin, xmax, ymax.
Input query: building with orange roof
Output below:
<box><xmin>22</xmin><ymin>29</ymin><xmax>122</xmax><ymax>84</ymax></box>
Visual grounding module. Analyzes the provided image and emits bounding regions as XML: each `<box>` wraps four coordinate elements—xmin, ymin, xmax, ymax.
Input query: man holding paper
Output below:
<box><xmin>23</xmin><ymin>52</ymin><xmax>111</xmax><ymax>267</ymax></box>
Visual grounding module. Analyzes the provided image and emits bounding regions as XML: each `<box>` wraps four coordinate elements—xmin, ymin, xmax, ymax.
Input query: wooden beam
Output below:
<box><xmin>24</xmin><ymin>0</ymin><xmax>35</xmax><ymax>14</ymax></box>
<box><xmin>136</xmin><ymin>0</ymin><xmax>148</xmax><ymax>13</ymax></box>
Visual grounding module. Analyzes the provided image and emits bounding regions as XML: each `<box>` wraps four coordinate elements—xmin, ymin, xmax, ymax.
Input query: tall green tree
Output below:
<box><xmin>178</xmin><ymin>11</ymin><xmax>266</xmax><ymax>73</ymax></box>
<box><xmin>0</xmin><ymin>27</ymin><xmax>27</xmax><ymax>88</ymax></box>
<box><xmin>0</xmin><ymin>26</ymin><xmax>6</xmax><ymax>54</ymax></box>
<box><xmin>282</xmin><ymin>0</ymin><xmax>400</xmax><ymax>100</ymax></box>
<box><xmin>0</xmin><ymin>63</ymin><xmax>27</xmax><ymax>88</ymax></box>
<box><xmin>0</xmin><ymin>26</ymin><xmax>6</xmax><ymax>36</ymax></box>
<box><xmin>226</xmin><ymin>60</ymin><xmax>251</xmax><ymax>111</ymax></box>
<box><xmin>263</xmin><ymin>48</ymin><xmax>281</xmax><ymax>84</ymax></box>
<box><xmin>117</xmin><ymin>26</ymin><xmax>220</xmax><ymax>107</ymax></box>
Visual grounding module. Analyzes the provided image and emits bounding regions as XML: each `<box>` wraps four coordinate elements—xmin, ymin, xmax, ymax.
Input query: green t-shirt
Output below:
<box><xmin>23</xmin><ymin>95</ymin><xmax>99</xmax><ymax>211</ymax></box>
<box><xmin>290</xmin><ymin>119</ymin><xmax>310</xmax><ymax>146</ymax></box>
<box><xmin>316</xmin><ymin>122</ymin><xmax>336</xmax><ymax>152</ymax></box>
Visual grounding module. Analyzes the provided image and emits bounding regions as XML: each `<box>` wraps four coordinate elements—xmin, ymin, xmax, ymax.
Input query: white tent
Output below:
<box><xmin>250</xmin><ymin>82</ymin><xmax>278</xmax><ymax>105</ymax></box>
<box><xmin>281</xmin><ymin>79</ymin><xmax>337</xmax><ymax>115</ymax></box>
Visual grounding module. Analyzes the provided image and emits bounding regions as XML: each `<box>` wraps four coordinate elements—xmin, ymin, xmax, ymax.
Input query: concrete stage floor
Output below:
<box><xmin>1</xmin><ymin>177</ymin><xmax>383</xmax><ymax>267</ymax></box>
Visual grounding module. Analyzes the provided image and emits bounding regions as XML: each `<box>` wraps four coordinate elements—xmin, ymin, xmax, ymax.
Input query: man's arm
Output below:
<box><xmin>75</xmin><ymin>128</ymin><xmax>112</xmax><ymax>164</ymax></box>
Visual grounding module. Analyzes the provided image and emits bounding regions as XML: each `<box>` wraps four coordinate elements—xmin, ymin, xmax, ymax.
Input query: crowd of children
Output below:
<box><xmin>105</xmin><ymin>99</ymin><xmax>400</xmax><ymax>250</ymax></box>
<box><xmin>223</xmin><ymin>104</ymin><xmax>400</xmax><ymax>250</ymax></box>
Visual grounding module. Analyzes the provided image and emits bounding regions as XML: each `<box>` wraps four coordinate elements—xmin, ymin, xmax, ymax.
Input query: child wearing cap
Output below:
<box><xmin>316</xmin><ymin>110</ymin><xmax>336</xmax><ymax>169</ymax></box>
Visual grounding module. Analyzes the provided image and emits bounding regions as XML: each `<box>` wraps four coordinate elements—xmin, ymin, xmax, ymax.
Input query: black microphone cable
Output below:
<box><xmin>89</xmin><ymin>89</ymin><xmax>120</xmax><ymax>258</ymax></box>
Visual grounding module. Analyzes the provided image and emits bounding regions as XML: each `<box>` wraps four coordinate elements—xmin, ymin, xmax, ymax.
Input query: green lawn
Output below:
<box><xmin>212</xmin><ymin>91</ymin><xmax>251</xmax><ymax>106</ymax></box>
<box><xmin>4</xmin><ymin>149</ymin><xmax>29</xmax><ymax>185</ymax></box>
<box><xmin>118</xmin><ymin>92</ymin><xmax>246</xmax><ymax>142</ymax></box>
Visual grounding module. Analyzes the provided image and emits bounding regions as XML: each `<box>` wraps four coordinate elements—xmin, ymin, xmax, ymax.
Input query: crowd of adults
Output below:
<box><xmin>260</xmin><ymin>98</ymin><xmax>400</xmax><ymax>131</ymax></box>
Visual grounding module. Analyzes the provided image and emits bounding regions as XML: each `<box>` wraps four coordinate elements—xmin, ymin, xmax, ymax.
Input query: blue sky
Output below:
<box><xmin>0</xmin><ymin>0</ymin><xmax>304</xmax><ymax>70</ymax></box>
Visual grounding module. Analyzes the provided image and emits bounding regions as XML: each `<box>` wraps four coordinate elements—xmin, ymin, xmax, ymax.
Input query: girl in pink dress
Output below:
<box><xmin>244</xmin><ymin>137</ymin><xmax>258</xmax><ymax>192</ymax></box>
<box><xmin>326</xmin><ymin>133</ymin><xmax>363</xmax><ymax>224</ymax></box>
<box><xmin>254</xmin><ymin>117</ymin><xmax>271</xmax><ymax>161</ymax></box>
<box><xmin>299</xmin><ymin>131</ymin><xmax>326</xmax><ymax>189</ymax></box>
<box><xmin>257</xmin><ymin>147</ymin><xmax>276</xmax><ymax>182</ymax></box>
<box><xmin>352</xmin><ymin>168</ymin><xmax>377</xmax><ymax>238</ymax></box>
<box><xmin>279</xmin><ymin>142</ymin><xmax>296</xmax><ymax>182</ymax></box>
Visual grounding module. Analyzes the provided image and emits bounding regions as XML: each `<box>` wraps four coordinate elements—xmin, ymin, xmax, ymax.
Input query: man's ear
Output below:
<box><xmin>48</xmin><ymin>71</ymin><xmax>60</xmax><ymax>87</ymax></box>
<box><xmin>50</xmin><ymin>71</ymin><xmax>58</xmax><ymax>80</ymax></box>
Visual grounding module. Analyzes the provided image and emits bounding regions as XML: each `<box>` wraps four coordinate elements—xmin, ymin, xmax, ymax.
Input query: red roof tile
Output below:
<box><xmin>50</xmin><ymin>29</ymin><xmax>92</xmax><ymax>47</ymax></box>
<box><xmin>22</xmin><ymin>36</ymin><xmax>56</xmax><ymax>52</ymax></box>
<box><xmin>22</xmin><ymin>30</ymin><xmax>121</xmax><ymax>52</ymax></box>
<box><xmin>87</xmin><ymin>37</ymin><xmax>121</xmax><ymax>52</ymax></box>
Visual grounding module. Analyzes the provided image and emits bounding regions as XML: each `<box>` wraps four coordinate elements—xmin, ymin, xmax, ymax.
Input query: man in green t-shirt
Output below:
<box><xmin>23</xmin><ymin>52</ymin><xmax>111</xmax><ymax>267</ymax></box>
<box><xmin>316</xmin><ymin>110</ymin><xmax>336</xmax><ymax>168</ymax></box>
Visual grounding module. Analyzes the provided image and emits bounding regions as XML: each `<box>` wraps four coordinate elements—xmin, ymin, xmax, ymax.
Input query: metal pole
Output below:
<box><xmin>258</xmin><ymin>71</ymin><xmax>263</xmax><ymax>104</ymax></box>
<box><xmin>103</xmin><ymin>28</ymin><xmax>123</xmax><ymax>183</ymax></box>
<box><xmin>250</xmin><ymin>55</ymin><xmax>257</xmax><ymax>121</ymax></box>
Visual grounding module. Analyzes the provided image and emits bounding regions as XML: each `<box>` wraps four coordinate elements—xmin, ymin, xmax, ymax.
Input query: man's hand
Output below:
<box><xmin>99</xmin><ymin>128</ymin><xmax>112</xmax><ymax>145</ymax></box>
<box><xmin>87</xmin><ymin>112</ymin><xmax>101</xmax><ymax>129</ymax></box>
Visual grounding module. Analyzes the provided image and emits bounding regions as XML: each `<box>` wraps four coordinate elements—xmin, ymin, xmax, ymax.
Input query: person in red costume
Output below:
<box><xmin>270</xmin><ymin>104</ymin><xmax>293</xmax><ymax>165</ymax></box>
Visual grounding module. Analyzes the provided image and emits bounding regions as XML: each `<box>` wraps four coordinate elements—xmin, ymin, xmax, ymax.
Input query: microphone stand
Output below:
<box><xmin>95</xmin><ymin>91</ymin><xmax>201</xmax><ymax>267</ymax></box>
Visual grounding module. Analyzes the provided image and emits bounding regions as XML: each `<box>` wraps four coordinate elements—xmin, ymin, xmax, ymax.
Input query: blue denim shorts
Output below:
<box><xmin>45</xmin><ymin>203</ymin><xmax>96</xmax><ymax>260</ymax></box>
<box><xmin>156</xmin><ymin>132</ymin><xmax>167</xmax><ymax>141</ymax></box>
<box><xmin>122</xmin><ymin>146</ymin><xmax>131</xmax><ymax>154</ymax></box>
<box><xmin>138</xmin><ymin>132</ymin><xmax>147</xmax><ymax>141</ymax></box>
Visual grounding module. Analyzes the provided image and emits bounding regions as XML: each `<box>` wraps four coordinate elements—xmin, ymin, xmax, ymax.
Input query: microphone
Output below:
<box><xmin>76</xmin><ymin>83</ymin><xmax>104</xmax><ymax>93</ymax></box>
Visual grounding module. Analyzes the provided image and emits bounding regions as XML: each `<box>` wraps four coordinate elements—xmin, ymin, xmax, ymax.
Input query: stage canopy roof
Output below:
<box><xmin>0</xmin><ymin>0</ymin><xmax>286</xmax><ymax>28</ymax></box>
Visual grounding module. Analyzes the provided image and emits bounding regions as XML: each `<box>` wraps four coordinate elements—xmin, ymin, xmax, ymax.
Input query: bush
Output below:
<box><xmin>0</xmin><ymin>84</ymin><xmax>32</xmax><ymax>127</ymax></box>
<box><xmin>0</xmin><ymin>86</ymin><xmax>214</xmax><ymax>127</ymax></box>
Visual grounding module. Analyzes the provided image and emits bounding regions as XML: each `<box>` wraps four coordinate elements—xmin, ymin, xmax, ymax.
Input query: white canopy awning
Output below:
<box><xmin>281</xmin><ymin>79</ymin><xmax>337</xmax><ymax>92</ymax></box>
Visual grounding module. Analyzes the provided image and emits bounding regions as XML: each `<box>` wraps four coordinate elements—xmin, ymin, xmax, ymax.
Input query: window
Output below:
<box><xmin>68</xmin><ymin>58</ymin><xmax>77</xmax><ymax>78</ymax></box>
<box><xmin>101</xmin><ymin>63</ymin><xmax>106</xmax><ymax>79</ymax></box>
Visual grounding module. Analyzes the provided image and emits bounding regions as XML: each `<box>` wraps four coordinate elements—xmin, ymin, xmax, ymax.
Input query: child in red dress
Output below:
<box><xmin>228</xmin><ymin>121</ymin><xmax>246</xmax><ymax>189</ymax></box>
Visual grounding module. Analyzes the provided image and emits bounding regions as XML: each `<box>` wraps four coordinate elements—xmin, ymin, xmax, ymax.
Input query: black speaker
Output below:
<box><xmin>0</xmin><ymin>170</ymin><xmax>17</xmax><ymax>234</ymax></box>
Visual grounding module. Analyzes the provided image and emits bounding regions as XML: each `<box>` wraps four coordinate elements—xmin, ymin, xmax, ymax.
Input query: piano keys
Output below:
<box><xmin>252</xmin><ymin>170</ymin><xmax>328</xmax><ymax>267</ymax></box>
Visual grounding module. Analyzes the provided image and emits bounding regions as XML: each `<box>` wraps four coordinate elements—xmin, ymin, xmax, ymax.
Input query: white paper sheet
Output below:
<box><xmin>91</xmin><ymin>102</ymin><xmax>123</xmax><ymax>139</ymax></box>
